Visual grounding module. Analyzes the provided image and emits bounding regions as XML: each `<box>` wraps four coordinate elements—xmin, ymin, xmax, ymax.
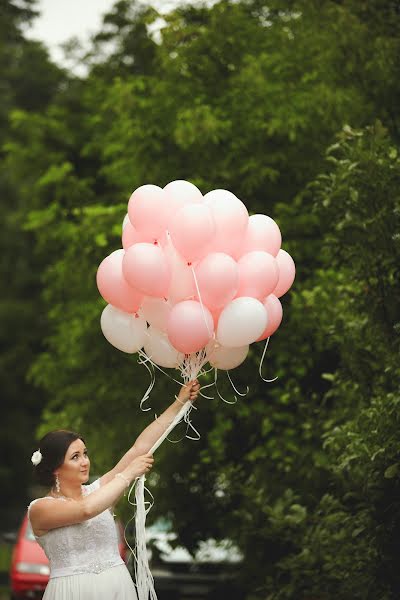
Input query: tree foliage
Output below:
<box><xmin>2</xmin><ymin>0</ymin><xmax>400</xmax><ymax>597</ymax></box>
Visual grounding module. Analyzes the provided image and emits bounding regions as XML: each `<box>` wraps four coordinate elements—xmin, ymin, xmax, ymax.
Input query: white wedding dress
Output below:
<box><xmin>28</xmin><ymin>479</ymin><xmax>138</xmax><ymax>599</ymax></box>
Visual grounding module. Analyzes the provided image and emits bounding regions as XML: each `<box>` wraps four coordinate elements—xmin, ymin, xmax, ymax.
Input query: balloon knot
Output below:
<box><xmin>134</xmin><ymin>313</ymin><xmax>140</xmax><ymax>319</ymax></box>
<box><xmin>187</xmin><ymin>262</ymin><xmax>192</xmax><ymax>266</ymax></box>
<box><xmin>153</xmin><ymin>240</ymin><xmax>158</xmax><ymax>245</ymax></box>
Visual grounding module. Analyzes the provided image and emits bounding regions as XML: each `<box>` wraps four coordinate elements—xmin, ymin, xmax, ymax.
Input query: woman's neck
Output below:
<box><xmin>52</xmin><ymin>483</ymin><xmax>83</xmax><ymax>501</ymax></box>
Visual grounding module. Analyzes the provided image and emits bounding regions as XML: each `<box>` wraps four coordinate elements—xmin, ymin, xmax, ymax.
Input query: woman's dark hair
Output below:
<box><xmin>34</xmin><ymin>430</ymin><xmax>86</xmax><ymax>488</ymax></box>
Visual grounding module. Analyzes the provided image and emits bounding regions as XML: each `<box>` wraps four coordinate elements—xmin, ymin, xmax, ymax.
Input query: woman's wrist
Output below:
<box><xmin>115</xmin><ymin>472</ymin><xmax>130</xmax><ymax>488</ymax></box>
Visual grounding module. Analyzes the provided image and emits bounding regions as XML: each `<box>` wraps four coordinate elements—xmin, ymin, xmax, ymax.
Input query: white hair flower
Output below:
<box><xmin>31</xmin><ymin>450</ymin><xmax>42</xmax><ymax>466</ymax></box>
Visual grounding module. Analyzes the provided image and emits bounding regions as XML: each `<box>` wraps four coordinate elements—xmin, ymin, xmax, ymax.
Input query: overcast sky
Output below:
<box><xmin>25</xmin><ymin>0</ymin><xmax>216</xmax><ymax>74</ymax></box>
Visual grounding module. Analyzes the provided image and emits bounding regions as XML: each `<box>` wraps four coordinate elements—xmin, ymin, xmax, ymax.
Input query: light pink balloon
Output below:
<box><xmin>144</xmin><ymin>326</ymin><xmax>184</xmax><ymax>368</ymax></box>
<box><xmin>257</xmin><ymin>295</ymin><xmax>283</xmax><ymax>341</ymax></box>
<box><xmin>122</xmin><ymin>222</ymin><xmax>151</xmax><ymax>250</ymax></box>
<box><xmin>207</xmin><ymin>342</ymin><xmax>249</xmax><ymax>370</ymax></box>
<box><xmin>210</xmin><ymin>307</ymin><xmax>223</xmax><ymax>330</ymax></box>
<box><xmin>238</xmin><ymin>214</ymin><xmax>281</xmax><ymax>258</ymax></box>
<box><xmin>141</xmin><ymin>297</ymin><xmax>171</xmax><ymax>332</ymax></box>
<box><xmin>167</xmin><ymin>300</ymin><xmax>214</xmax><ymax>354</ymax></box>
<box><xmin>122</xmin><ymin>213</ymin><xmax>130</xmax><ymax>230</ymax></box>
<box><xmin>273</xmin><ymin>249</ymin><xmax>296</xmax><ymax>298</ymax></box>
<box><xmin>164</xmin><ymin>236</ymin><xmax>196</xmax><ymax>304</ymax></box>
<box><xmin>169</xmin><ymin>204</ymin><xmax>215</xmax><ymax>263</ymax></box>
<box><xmin>194</xmin><ymin>252</ymin><xmax>238</xmax><ymax>309</ymax></box>
<box><xmin>203</xmin><ymin>189</ymin><xmax>249</xmax><ymax>256</ymax></box>
<box><xmin>236</xmin><ymin>251</ymin><xmax>279</xmax><ymax>299</ymax></box>
<box><xmin>164</xmin><ymin>180</ymin><xmax>203</xmax><ymax>225</ymax></box>
<box><xmin>128</xmin><ymin>184</ymin><xmax>168</xmax><ymax>240</ymax></box>
<box><xmin>96</xmin><ymin>249</ymin><xmax>143</xmax><ymax>314</ymax></box>
<box><xmin>122</xmin><ymin>243</ymin><xmax>170</xmax><ymax>298</ymax></box>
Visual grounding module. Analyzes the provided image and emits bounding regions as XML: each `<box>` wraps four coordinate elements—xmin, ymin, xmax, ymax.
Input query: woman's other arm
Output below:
<box><xmin>30</xmin><ymin>453</ymin><xmax>153</xmax><ymax>534</ymax></box>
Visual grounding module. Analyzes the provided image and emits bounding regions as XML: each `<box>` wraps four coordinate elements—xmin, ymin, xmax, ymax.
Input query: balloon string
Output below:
<box><xmin>138</xmin><ymin>349</ymin><xmax>184</xmax><ymax>387</ymax></box>
<box><xmin>227</xmin><ymin>370</ymin><xmax>250</xmax><ymax>397</ymax></box>
<box><xmin>259</xmin><ymin>337</ymin><xmax>278</xmax><ymax>383</ymax></box>
<box><xmin>183</xmin><ymin>403</ymin><xmax>201</xmax><ymax>441</ymax></box>
<box><xmin>214</xmin><ymin>368</ymin><xmax>237</xmax><ymax>405</ymax></box>
<box><xmin>137</xmin><ymin>350</ymin><xmax>204</xmax><ymax>445</ymax></box>
<box><xmin>199</xmin><ymin>388</ymin><xmax>215</xmax><ymax>400</ymax></box>
<box><xmin>126</xmin><ymin>399</ymin><xmax>193</xmax><ymax>600</ymax></box>
<box><xmin>137</xmin><ymin>357</ymin><xmax>155</xmax><ymax>412</ymax></box>
<box><xmin>191</xmin><ymin>266</ymin><xmax>213</xmax><ymax>339</ymax></box>
<box><xmin>155</xmin><ymin>400</ymin><xmax>200</xmax><ymax>444</ymax></box>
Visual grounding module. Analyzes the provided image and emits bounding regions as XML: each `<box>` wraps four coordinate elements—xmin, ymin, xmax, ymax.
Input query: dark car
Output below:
<box><xmin>132</xmin><ymin>518</ymin><xmax>246</xmax><ymax>600</ymax></box>
<box><xmin>7</xmin><ymin>513</ymin><xmax>128</xmax><ymax>600</ymax></box>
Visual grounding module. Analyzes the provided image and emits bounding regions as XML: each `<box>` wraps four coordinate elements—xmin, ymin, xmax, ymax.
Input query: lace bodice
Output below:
<box><xmin>28</xmin><ymin>479</ymin><xmax>124</xmax><ymax>578</ymax></box>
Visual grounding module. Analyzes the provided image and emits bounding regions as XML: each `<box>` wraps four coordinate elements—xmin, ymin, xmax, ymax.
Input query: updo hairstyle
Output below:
<box><xmin>34</xmin><ymin>430</ymin><xmax>85</xmax><ymax>488</ymax></box>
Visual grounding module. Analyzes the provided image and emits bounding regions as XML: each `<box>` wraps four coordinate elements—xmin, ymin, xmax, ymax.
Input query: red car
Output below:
<box><xmin>9</xmin><ymin>513</ymin><xmax>128</xmax><ymax>600</ymax></box>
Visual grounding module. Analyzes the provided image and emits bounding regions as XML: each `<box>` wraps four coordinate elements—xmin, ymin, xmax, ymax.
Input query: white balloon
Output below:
<box><xmin>208</xmin><ymin>342</ymin><xmax>249</xmax><ymax>370</ymax></box>
<box><xmin>122</xmin><ymin>213</ymin><xmax>130</xmax><ymax>230</ymax></box>
<box><xmin>141</xmin><ymin>297</ymin><xmax>171</xmax><ymax>332</ymax></box>
<box><xmin>217</xmin><ymin>297</ymin><xmax>268</xmax><ymax>347</ymax></box>
<box><xmin>101</xmin><ymin>305</ymin><xmax>147</xmax><ymax>353</ymax></box>
<box><xmin>143</xmin><ymin>326</ymin><xmax>184</xmax><ymax>368</ymax></box>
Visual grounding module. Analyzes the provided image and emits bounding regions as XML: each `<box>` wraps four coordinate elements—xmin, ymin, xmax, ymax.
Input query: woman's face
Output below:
<box><xmin>56</xmin><ymin>438</ymin><xmax>90</xmax><ymax>487</ymax></box>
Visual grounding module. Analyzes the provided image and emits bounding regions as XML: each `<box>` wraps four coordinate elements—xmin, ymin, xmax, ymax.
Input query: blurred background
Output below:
<box><xmin>0</xmin><ymin>0</ymin><xmax>399</xmax><ymax>598</ymax></box>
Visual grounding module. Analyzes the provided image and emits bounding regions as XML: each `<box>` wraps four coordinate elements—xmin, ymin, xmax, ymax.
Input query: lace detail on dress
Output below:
<box><xmin>28</xmin><ymin>479</ymin><xmax>124</xmax><ymax>578</ymax></box>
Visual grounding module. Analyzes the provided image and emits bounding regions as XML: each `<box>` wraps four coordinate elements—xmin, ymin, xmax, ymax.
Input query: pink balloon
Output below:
<box><xmin>122</xmin><ymin>243</ymin><xmax>170</xmax><ymax>298</ymax></box>
<box><xmin>169</xmin><ymin>204</ymin><xmax>215</xmax><ymax>263</ymax></box>
<box><xmin>122</xmin><ymin>213</ymin><xmax>130</xmax><ymax>230</ymax></box>
<box><xmin>122</xmin><ymin>222</ymin><xmax>150</xmax><ymax>250</ymax></box>
<box><xmin>236</xmin><ymin>251</ymin><xmax>279</xmax><ymax>299</ymax></box>
<box><xmin>257</xmin><ymin>295</ymin><xmax>283</xmax><ymax>341</ymax></box>
<box><xmin>164</xmin><ymin>180</ymin><xmax>203</xmax><ymax>225</ymax></box>
<box><xmin>203</xmin><ymin>189</ymin><xmax>248</xmax><ymax>256</ymax></box>
<box><xmin>167</xmin><ymin>300</ymin><xmax>214</xmax><ymax>354</ymax></box>
<box><xmin>141</xmin><ymin>297</ymin><xmax>171</xmax><ymax>332</ymax></box>
<box><xmin>164</xmin><ymin>235</ymin><xmax>196</xmax><ymax>304</ymax></box>
<box><xmin>273</xmin><ymin>250</ymin><xmax>296</xmax><ymax>297</ymax></box>
<box><xmin>128</xmin><ymin>184</ymin><xmax>168</xmax><ymax>240</ymax></box>
<box><xmin>194</xmin><ymin>252</ymin><xmax>238</xmax><ymax>309</ymax></box>
<box><xmin>96</xmin><ymin>249</ymin><xmax>143</xmax><ymax>313</ymax></box>
<box><xmin>210</xmin><ymin>307</ymin><xmax>223</xmax><ymax>330</ymax></box>
<box><xmin>238</xmin><ymin>214</ymin><xmax>282</xmax><ymax>258</ymax></box>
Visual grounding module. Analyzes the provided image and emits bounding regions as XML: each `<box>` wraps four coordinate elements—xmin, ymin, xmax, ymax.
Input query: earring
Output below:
<box><xmin>55</xmin><ymin>474</ymin><xmax>60</xmax><ymax>493</ymax></box>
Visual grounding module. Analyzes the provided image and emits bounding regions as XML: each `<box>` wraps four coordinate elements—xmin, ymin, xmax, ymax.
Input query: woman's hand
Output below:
<box><xmin>177</xmin><ymin>379</ymin><xmax>201</xmax><ymax>404</ymax></box>
<box><xmin>124</xmin><ymin>453</ymin><xmax>154</xmax><ymax>481</ymax></box>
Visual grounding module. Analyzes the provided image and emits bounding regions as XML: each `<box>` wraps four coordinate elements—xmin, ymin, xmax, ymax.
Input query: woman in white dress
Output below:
<box><xmin>28</xmin><ymin>380</ymin><xmax>200</xmax><ymax>600</ymax></box>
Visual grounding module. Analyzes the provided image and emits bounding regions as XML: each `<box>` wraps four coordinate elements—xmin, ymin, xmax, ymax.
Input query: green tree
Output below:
<box><xmin>0</xmin><ymin>0</ymin><xmax>65</xmax><ymax>525</ymax></box>
<box><xmin>3</xmin><ymin>1</ymin><xmax>400</xmax><ymax>597</ymax></box>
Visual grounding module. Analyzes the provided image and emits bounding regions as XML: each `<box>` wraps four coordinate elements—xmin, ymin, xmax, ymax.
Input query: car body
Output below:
<box><xmin>131</xmin><ymin>518</ymin><xmax>246</xmax><ymax>600</ymax></box>
<box><xmin>9</xmin><ymin>512</ymin><xmax>127</xmax><ymax>600</ymax></box>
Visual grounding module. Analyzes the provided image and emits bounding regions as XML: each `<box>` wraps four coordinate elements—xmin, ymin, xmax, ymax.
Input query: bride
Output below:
<box><xmin>28</xmin><ymin>380</ymin><xmax>200</xmax><ymax>599</ymax></box>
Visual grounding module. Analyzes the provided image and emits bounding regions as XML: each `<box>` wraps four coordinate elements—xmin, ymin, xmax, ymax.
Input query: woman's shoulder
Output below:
<box><xmin>28</xmin><ymin>496</ymin><xmax>65</xmax><ymax>514</ymax></box>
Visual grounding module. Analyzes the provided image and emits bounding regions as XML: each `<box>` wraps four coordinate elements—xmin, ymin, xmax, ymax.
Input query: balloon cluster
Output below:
<box><xmin>96</xmin><ymin>181</ymin><xmax>295</xmax><ymax>375</ymax></box>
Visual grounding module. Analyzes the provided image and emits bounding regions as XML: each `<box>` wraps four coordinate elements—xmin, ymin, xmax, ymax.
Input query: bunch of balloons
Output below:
<box><xmin>96</xmin><ymin>180</ymin><xmax>295</xmax><ymax>376</ymax></box>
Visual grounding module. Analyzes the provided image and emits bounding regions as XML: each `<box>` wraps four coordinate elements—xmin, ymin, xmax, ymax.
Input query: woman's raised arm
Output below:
<box><xmin>100</xmin><ymin>380</ymin><xmax>200</xmax><ymax>486</ymax></box>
